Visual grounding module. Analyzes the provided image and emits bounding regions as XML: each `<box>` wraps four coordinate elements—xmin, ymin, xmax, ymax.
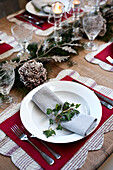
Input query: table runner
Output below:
<box><xmin>7</xmin><ymin>10</ymin><xmax>73</xmax><ymax>36</ymax></box>
<box><xmin>0</xmin><ymin>69</ymin><xmax>113</xmax><ymax>170</ymax></box>
<box><xmin>85</xmin><ymin>42</ymin><xmax>113</xmax><ymax>72</ymax></box>
<box><xmin>0</xmin><ymin>31</ymin><xmax>21</xmax><ymax>59</ymax></box>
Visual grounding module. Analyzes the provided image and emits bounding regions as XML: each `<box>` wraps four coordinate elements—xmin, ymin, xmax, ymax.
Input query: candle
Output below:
<box><xmin>73</xmin><ymin>0</ymin><xmax>81</xmax><ymax>8</ymax></box>
<box><xmin>53</xmin><ymin>2</ymin><xmax>62</xmax><ymax>14</ymax></box>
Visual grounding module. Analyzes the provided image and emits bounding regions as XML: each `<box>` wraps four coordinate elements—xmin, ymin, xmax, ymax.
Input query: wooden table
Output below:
<box><xmin>0</xmin><ymin>15</ymin><xmax>113</xmax><ymax>170</ymax></box>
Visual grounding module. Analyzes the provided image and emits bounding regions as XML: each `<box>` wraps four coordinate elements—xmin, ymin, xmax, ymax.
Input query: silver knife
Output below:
<box><xmin>72</xmin><ymin>79</ymin><xmax>113</xmax><ymax>109</ymax></box>
<box><xmin>100</xmin><ymin>100</ymin><xmax>113</xmax><ymax>109</ymax></box>
<box><xmin>19</xmin><ymin>15</ymin><xmax>42</xmax><ymax>27</ymax></box>
<box><xmin>94</xmin><ymin>91</ymin><xmax>113</xmax><ymax>106</ymax></box>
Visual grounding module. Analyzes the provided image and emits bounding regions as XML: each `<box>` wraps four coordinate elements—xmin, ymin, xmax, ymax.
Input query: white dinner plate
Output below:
<box><xmin>20</xmin><ymin>81</ymin><xmax>102</xmax><ymax>143</ymax></box>
<box><xmin>26</xmin><ymin>0</ymin><xmax>69</xmax><ymax>17</ymax></box>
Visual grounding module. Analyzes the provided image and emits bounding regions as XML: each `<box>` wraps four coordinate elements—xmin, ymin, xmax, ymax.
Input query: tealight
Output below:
<box><xmin>73</xmin><ymin>0</ymin><xmax>81</xmax><ymax>8</ymax></box>
<box><xmin>53</xmin><ymin>2</ymin><xmax>62</xmax><ymax>14</ymax></box>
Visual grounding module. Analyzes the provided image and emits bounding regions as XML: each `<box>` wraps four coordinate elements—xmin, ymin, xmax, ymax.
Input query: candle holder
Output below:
<box><xmin>68</xmin><ymin>0</ymin><xmax>82</xmax><ymax>39</ymax></box>
<box><xmin>48</xmin><ymin>1</ymin><xmax>66</xmax><ymax>42</ymax></box>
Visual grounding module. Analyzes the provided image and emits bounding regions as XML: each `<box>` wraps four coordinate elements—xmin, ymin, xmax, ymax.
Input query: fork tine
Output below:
<box><xmin>15</xmin><ymin>124</ymin><xmax>23</xmax><ymax>136</ymax></box>
<box><xmin>11</xmin><ymin>124</ymin><xmax>23</xmax><ymax>137</ymax></box>
<box><xmin>11</xmin><ymin>126</ymin><xmax>20</xmax><ymax>138</ymax></box>
<box><xmin>11</xmin><ymin>125</ymin><xmax>55</xmax><ymax>165</ymax></box>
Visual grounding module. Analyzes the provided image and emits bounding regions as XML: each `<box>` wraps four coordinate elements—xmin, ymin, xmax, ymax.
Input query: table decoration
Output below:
<box><xmin>48</xmin><ymin>1</ymin><xmax>68</xmax><ymax>42</ymax></box>
<box><xmin>68</xmin><ymin>0</ymin><xmax>82</xmax><ymax>39</ymax></box>
<box><xmin>18</xmin><ymin>59</ymin><xmax>47</xmax><ymax>89</ymax></box>
<box><xmin>0</xmin><ymin>69</ymin><xmax>113</xmax><ymax>170</ymax></box>
<box><xmin>5</xmin><ymin>27</ymin><xmax>82</xmax><ymax>70</ymax></box>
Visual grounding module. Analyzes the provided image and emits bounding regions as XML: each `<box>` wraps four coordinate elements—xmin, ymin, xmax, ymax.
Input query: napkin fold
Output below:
<box><xmin>32</xmin><ymin>86</ymin><xmax>97</xmax><ymax>136</ymax></box>
<box><xmin>32</xmin><ymin>0</ymin><xmax>51</xmax><ymax>14</ymax></box>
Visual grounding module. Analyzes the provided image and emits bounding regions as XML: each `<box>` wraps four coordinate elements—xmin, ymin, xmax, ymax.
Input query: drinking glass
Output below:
<box><xmin>11</xmin><ymin>24</ymin><xmax>33</xmax><ymax>58</ymax></box>
<box><xmin>0</xmin><ymin>64</ymin><xmax>17</xmax><ymax>108</ymax></box>
<box><xmin>82</xmin><ymin>12</ymin><xmax>103</xmax><ymax>51</ymax></box>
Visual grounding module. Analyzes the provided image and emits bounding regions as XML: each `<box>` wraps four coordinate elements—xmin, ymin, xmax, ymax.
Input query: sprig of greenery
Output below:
<box><xmin>43</xmin><ymin>101</ymin><xmax>81</xmax><ymax>138</ymax></box>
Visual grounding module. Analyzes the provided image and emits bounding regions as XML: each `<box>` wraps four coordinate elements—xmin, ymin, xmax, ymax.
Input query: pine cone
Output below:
<box><xmin>18</xmin><ymin>59</ymin><xmax>47</xmax><ymax>89</ymax></box>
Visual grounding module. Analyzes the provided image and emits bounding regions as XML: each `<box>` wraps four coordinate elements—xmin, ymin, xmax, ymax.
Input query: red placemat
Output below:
<box><xmin>94</xmin><ymin>43</ymin><xmax>113</xmax><ymax>66</ymax></box>
<box><xmin>0</xmin><ymin>42</ymin><xmax>13</xmax><ymax>55</ymax></box>
<box><xmin>15</xmin><ymin>11</ymin><xmax>72</xmax><ymax>31</ymax></box>
<box><xmin>0</xmin><ymin>75</ymin><xmax>113</xmax><ymax>170</ymax></box>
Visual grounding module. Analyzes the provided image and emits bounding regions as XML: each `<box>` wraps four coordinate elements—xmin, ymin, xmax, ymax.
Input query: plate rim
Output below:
<box><xmin>26</xmin><ymin>1</ymin><xmax>49</xmax><ymax>17</ymax></box>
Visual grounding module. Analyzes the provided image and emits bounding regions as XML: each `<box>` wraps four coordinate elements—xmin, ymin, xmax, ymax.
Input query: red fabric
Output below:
<box><xmin>94</xmin><ymin>43</ymin><xmax>113</xmax><ymax>66</ymax></box>
<box><xmin>0</xmin><ymin>42</ymin><xmax>13</xmax><ymax>55</ymax></box>
<box><xmin>15</xmin><ymin>11</ymin><xmax>72</xmax><ymax>31</ymax></box>
<box><xmin>0</xmin><ymin>75</ymin><xmax>113</xmax><ymax>170</ymax></box>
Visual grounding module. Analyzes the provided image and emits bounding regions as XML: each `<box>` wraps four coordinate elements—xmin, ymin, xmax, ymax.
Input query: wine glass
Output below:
<box><xmin>0</xmin><ymin>63</ymin><xmax>18</xmax><ymax>108</ymax></box>
<box><xmin>11</xmin><ymin>23</ymin><xmax>33</xmax><ymax>58</ymax></box>
<box><xmin>82</xmin><ymin>12</ymin><xmax>103</xmax><ymax>51</ymax></box>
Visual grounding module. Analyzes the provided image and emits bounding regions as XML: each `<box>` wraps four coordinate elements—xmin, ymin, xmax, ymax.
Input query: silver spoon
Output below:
<box><xmin>20</xmin><ymin>16</ymin><xmax>44</xmax><ymax>27</ymax></box>
<box><xmin>23</xmin><ymin>14</ymin><xmax>44</xmax><ymax>24</ymax></box>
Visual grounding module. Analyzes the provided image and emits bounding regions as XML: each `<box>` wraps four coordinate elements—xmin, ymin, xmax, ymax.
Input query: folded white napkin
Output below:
<box><xmin>32</xmin><ymin>86</ymin><xmax>97</xmax><ymax>136</ymax></box>
<box><xmin>32</xmin><ymin>0</ymin><xmax>52</xmax><ymax>14</ymax></box>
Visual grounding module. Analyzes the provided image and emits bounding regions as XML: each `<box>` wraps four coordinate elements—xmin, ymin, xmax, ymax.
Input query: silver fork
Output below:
<box><xmin>21</xmin><ymin>126</ymin><xmax>61</xmax><ymax>159</ymax></box>
<box><xmin>11</xmin><ymin>124</ymin><xmax>54</xmax><ymax>165</ymax></box>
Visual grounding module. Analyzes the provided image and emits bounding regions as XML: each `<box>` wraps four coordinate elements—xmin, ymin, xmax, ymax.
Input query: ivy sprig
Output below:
<box><xmin>43</xmin><ymin>101</ymin><xmax>81</xmax><ymax>138</ymax></box>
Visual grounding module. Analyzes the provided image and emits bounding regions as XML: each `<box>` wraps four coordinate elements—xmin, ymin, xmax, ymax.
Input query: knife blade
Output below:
<box><xmin>94</xmin><ymin>91</ymin><xmax>113</xmax><ymax>106</ymax></box>
<box><xmin>19</xmin><ymin>16</ymin><xmax>42</xmax><ymax>27</ymax></box>
<box><xmin>72</xmin><ymin>79</ymin><xmax>113</xmax><ymax>109</ymax></box>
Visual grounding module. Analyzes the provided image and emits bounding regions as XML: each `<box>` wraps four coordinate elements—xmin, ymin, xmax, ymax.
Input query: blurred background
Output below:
<box><xmin>0</xmin><ymin>0</ymin><xmax>29</xmax><ymax>18</ymax></box>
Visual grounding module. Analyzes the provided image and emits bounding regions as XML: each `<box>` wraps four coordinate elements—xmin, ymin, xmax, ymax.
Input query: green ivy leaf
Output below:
<box><xmin>43</xmin><ymin>129</ymin><xmax>56</xmax><ymax>138</ymax></box>
<box><xmin>47</xmin><ymin>108</ymin><xmax>53</xmax><ymax>115</ymax></box>
<box><xmin>63</xmin><ymin>101</ymin><xmax>70</xmax><ymax>110</ymax></box>
<box><xmin>64</xmin><ymin>111</ymin><xmax>72</xmax><ymax>121</ymax></box>
<box><xmin>49</xmin><ymin>119</ymin><xmax>54</xmax><ymax>125</ymax></box>
<box><xmin>75</xmin><ymin>104</ymin><xmax>81</xmax><ymax>109</ymax></box>
<box><xmin>56</xmin><ymin>124</ymin><xmax>62</xmax><ymax>130</ymax></box>
<box><xmin>55</xmin><ymin>104</ymin><xmax>62</xmax><ymax>111</ymax></box>
<box><xmin>71</xmin><ymin>103</ymin><xmax>74</xmax><ymax>107</ymax></box>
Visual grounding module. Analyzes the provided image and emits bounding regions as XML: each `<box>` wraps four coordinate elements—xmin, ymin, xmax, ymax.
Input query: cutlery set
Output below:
<box><xmin>11</xmin><ymin>124</ymin><xmax>61</xmax><ymax>165</ymax></box>
<box><xmin>20</xmin><ymin>15</ymin><xmax>44</xmax><ymax>27</ymax></box>
<box><xmin>72</xmin><ymin>79</ymin><xmax>113</xmax><ymax>109</ymax></box>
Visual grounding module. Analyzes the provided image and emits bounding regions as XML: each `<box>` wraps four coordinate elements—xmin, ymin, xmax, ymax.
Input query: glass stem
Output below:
<box><xmin>2</xmin><ymin>94</ymin><xmax>12</xmax><ymax>103</ymax></box>
<box><xmin>89</xmin><ymin>40</ymin><xmax>95</xmax><ymax>48</ymax></box>
<box><xmin>54</xmin><ymin>17</ymin><xmax>62</xmax><ymax>42</ymax></box>
<box><xmin>23</xmin><ymin>43</ymin><xmax>26</xmax><ymax>53</ymax></box>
